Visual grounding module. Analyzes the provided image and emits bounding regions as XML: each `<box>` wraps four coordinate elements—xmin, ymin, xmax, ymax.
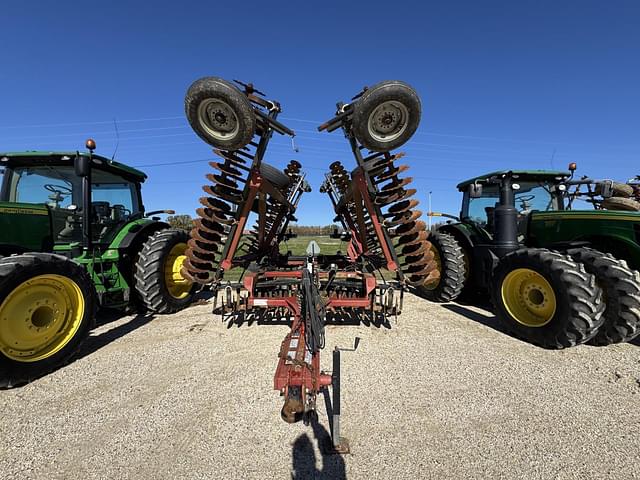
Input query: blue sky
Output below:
<box><xmin>1</xmin><ymin>0</ymin><xmax>638</xmax><ymax>224</ymax></box>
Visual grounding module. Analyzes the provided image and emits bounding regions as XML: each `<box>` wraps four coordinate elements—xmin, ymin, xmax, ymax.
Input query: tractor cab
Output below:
<box><xmin>0</xmin><ymin>149</ymin><xmax>147</xmax><ymax>252</ymax></box>
<box><xmin>456</xmin><ymin>170</ymin><xmax>569</xmax><ymax>239</ymax></box>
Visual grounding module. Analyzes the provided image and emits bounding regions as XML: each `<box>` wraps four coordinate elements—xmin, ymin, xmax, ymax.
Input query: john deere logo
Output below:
<box><xmin>0</xmin><ymin>207</ymin><xmax>48</xmax><ymax>216</ymax></box>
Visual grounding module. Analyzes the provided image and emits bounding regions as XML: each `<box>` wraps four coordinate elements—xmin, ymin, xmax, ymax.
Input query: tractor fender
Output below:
<box><xmin>114</xmin><ymin>220</ymin><xmax>171</xmax><ymax>253</ymax></box>
<box><xmin>437</xmin><ymin>222</ymin><xmax>497</xmax><ymax>291</ymax></box>
<box><xmin>105</xmin><ymin>220</ymin><xmax>173</xmax><ymax>293</ymax></box>
<box><xmin>438</xmin><ymin>223</ymin><xmax>477</xmax><ymax>255</ymax></box>
<box><xmin>568</xmin><ymin>234</ymin><xmax>640</xmax><ymax>271</ymax></box>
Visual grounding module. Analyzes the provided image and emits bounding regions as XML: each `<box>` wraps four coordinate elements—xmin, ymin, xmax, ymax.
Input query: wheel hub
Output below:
<box><xmin>0</xmin><ymin>274</ymin><xmax>84</xmax><ymax>362</ymax></box>
<box><xmin>368</xmin><ymin>101</ymin><xmax>408</xmax><ymax>142</ymax></box>
<box><xmin>164</xmin><ymin>243</ymin><xmax>192</xmax><ymax>299</ymax></box>
<box><xmin>501</xmin><ymin>268</ymin><xmax>556</xmax><ymax>327</ymax></box>
<box><xmin>198</xmin><ymin>98</ymin><xmax>240</xmax><ymax>140</ymax></box>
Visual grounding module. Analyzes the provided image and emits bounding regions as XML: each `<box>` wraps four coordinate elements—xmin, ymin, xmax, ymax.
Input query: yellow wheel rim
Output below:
<box><xmin>501</xmin><ymin>268</ymin><xmax>556</xmax><ymax>327</ymax></box>
<box><xmin>164</xmin><ymin>242</ymin><xmax>192</xmax><ymax>299</ymax></box>
<box><xmin>0</xmin><ymin>274</ymin><xmax>85</xmax><ymax>362</ymax></box>
<box><xmin>422</xmin><ymin>245</ymin><xmax>441</xmax><ymax>290</ymax></box>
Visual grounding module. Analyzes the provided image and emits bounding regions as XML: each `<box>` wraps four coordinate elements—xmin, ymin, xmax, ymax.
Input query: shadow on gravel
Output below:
<box><xmin>291</xmin><ymin>407</ymin><xmax>347</xmax><ymax>479</ymax></box>
<box><xmin>441</xmin><ymin>303</ymin><xmax>507</xmax><ymax>334</ymax></box>
<box><xmin>223</xmin><ymin>309</ymin><xmax>391</xmax><ymax>330</ymax></box>
<box><xmin>76</xmin><ymin>312</ymin><xmax>155</xmax><ymax>361</ymax></box>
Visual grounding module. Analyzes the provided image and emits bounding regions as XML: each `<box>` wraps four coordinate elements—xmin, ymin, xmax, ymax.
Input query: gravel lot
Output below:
<box><xmin>1</xmin><ymin>293</ymin><xmax>639</xmax><ymax>480</ymax></box>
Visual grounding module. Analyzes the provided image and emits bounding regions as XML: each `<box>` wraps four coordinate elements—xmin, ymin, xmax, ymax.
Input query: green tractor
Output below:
<box><xmin>421</xmin><ymin>169</ymin><xmax>640</xmax><ymax>349</ymax></box>
<box><xmin>0</xmin><ymin>140</ymin><xmax>194</xmax><ymax>386</ymax></box>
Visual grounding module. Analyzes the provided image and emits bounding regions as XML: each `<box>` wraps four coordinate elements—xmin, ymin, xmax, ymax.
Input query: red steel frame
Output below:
<box><xmin>239</xmin><ymin>263</ymin><xmax>378</xmax><ymax>422</ymax></box>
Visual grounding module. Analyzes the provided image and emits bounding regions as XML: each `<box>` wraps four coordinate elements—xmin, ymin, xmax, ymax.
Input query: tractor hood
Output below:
<box><xmin>528</xmin><ymin>209</ymin><xmax>640</xmax><ymax>270</ymax></box>
<box><xmin>0</xmin><ymin>201</ymin><xmax>52</xmax><ymax>254</ymax></box>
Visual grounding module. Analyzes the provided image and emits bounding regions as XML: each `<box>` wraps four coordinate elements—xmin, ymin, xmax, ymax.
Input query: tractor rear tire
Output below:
<box><xmin>352</xmin><ymin>80</ymin><xmax>421</xmax><ymax>152</ymax></box>
<box><xmin>0</xmin><ymin>253</ymin><xmax>95</xmax><ymax>388</ymax></box>
<box><xmin>601</xmin><ymin>197</ymin><xmax>640</xmax><ymax>211</ymax></box>
<box><xmin>568</xmin><ymin>247</ymin><xmax>640</xmax><ymax>345</ymax></box>
<box><xmin>185</xmin><ymin>77</ymin><xmax>256</xmax><ymax>151</ymax></box>
<box><xmin>134</xmin><ymin>229</ymin><xmax>195</xmax><ymax>314</ymax></box>
<box><xmin>492</xmin><ymin>248</ymin><xmax>605</xmax><ymax>349</ymax></box>
<box><xmin>415</xmin><ymin>231</ymin><xmax>466</xmax><ymax>302</ymax></box>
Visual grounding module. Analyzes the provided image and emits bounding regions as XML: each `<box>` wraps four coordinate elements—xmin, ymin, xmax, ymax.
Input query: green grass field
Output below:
<box><xmin>221</xmin><ymin>236</ymin><xmax>346</xmax><ymax>281</ymax></box>
<box><xmin>219</xmin><ymin>235</ymin><xmax>399</xmax><ymax>282</ymax></box>
<box><xmin>278</xmin><ymin>235</ymin><xmax>345</xmax><ymax>255</ymax></box>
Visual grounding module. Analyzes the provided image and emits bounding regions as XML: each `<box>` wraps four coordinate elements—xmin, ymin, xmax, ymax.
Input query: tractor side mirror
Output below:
<box><xmin>469</xmin><ymin>182</ymin><xmax>483</xmax><ymax>198</ymax></box>
<box><xmin>74</xmin><ymin>154</ymin><xmax>91</xmax><ymax>177</ymax></box>
<box><xmin>599</xmin><ymin>180</ymin><xmax>614</xmax><ymax>198</ymax></box>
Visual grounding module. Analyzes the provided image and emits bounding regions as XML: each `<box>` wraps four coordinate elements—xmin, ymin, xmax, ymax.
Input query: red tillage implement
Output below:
<box><xmin>181</xmin><ymin>77</ymin><xmax>437</xmax><ymax>452</ymax></box>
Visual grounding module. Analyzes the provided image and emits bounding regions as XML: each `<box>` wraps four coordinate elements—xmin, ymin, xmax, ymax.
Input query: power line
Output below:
<box><xmin>0</xmin><ymin>125</ymin><xmax>189</xmax><ymax>141</ymax></box>
<box><xmin>0</xmin><ymin>115</ymin><xmax>183</xmax><ymax>130</ymax></box>
<box><xmin>1</xmin><ymin>112</ymin><xmax>638</xmax><ymax>156</ymax></box>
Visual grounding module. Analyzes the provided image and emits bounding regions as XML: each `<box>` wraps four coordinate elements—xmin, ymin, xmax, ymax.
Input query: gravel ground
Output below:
<box><xmin>1</xmin><ymin>293</ymin><xmax>639</xmax><ymax>480</ymax></box>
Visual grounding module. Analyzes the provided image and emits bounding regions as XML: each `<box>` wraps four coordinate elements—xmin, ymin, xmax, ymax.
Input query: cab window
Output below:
<box><xmin>466</xmin><ymin>185</ymin><xmax>498</xmax><ymax>227</ymax></box>
<box><xmin>9</xmin><ymin>166</ymin><xmax>78</xmax><ymax>209</ymax></box>
<box><xmin>465</xmin><ymin>181</ymin><xmax>559</xmax><ymax>228</ymax></box>
<box><xmin>91</xmin><ymin>169</ymin><xmax>140</xmax><ymax>219</ymax></box>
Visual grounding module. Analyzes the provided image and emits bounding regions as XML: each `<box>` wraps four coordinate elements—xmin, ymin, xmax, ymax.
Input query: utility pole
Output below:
<box><xmin>428</xmin><ymin>191</ymin><xmax>433</xmax><ymax>231</ymax></box>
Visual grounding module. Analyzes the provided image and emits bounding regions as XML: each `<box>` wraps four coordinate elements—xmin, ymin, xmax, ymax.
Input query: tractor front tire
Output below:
<box><xmin>492</xmin><ymin>248</ymin><xmax>604</xmax><ymax>349</ymax></box>
<box><xmin>135</xmin><ymin>229</ymin><xmax>195</xmax><ymax>314</ymax></box>
<box><xmin>568</xmin><ymin>248</ymin><xmax>640</xmax><ymax>345</ymax></box>
<box><xmin>415</xmin><ymin>231</ymin><xmax>466</xmax><ymax>302</ymax></box>
<box><xmin>0</xmin><ymin>253</ymin><xmax>95</xmax><ymax>388</ymax></box>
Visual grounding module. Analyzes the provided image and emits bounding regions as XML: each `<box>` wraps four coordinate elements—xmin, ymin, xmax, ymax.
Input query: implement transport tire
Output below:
<box><xmin>352</xmin><ymin>80</ymin><xmax>421</xmax><ymax>152</ymax></box>
<box><xmin>259</xmin><ymin>162</ymin><xmax>291</xmax><ymax>189</ymax></box>
<box><xmin>595</xmin><ymin>182</ymin><xmax>634</xmax><ymax>198</ymax></box>
<box><xmin>492</xmin><ymin>248</ymin><xmax>604</xmax><ymax>349</ymax></box>
<box><xmin>415</xmin><ymin>231</ymin><xmax>466</xmax><ymax>302</ymax></box>
<box><xmin>601</xmin><ymin>197</ymin><xmax>640</xmax><ymax>211</ymax></box>
<box><xmin>0</xmin><ymin>253</ymin><xmax>95</xmax><ymax>388</ymax></box>
<box><xmin>185</xmin><ymin>77</ymin><xmax>256</xmax><ymax>150</ymax></box>
<box><xmin>568</xmin><ymin>247</ymin><xmax>640</xmax><ymax>345</ymax></box>
<box><xmin>134</xmin><ymin>229</ymin><xmax>195</xmax><ymax>314</ymax></box>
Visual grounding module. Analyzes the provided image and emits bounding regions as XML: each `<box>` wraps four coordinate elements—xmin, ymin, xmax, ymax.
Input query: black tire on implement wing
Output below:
<box><xmin>594</xmin><ymin>182</ymin><xmax>634</xmax><ymax>198</ymax></box>
<box><xmin>0</xmin><ymin>253</ymin><xmax>95</xmax><ymax>388</ymax></box>
<box><xmin>185</xmin><ymin>77</ymin><xmax>256</xmax><ymax>151</ymax></box>
<box><xmin>415</xmin><ymin>231</ymin><xmax>466</xmax><ymax>302</ymax></box>
<box><xmin>492</xmin><ymin>248</ymin><xmax>605</xmax><ymax>349</ymax></box>
<box><xmin>601</xmin><ymin>197</ymin><xmax>640</xmax><ymax>211</ymax></box>
<box><xmin>568</xmin><ymin>247</ymin><xmax>640</xmax><ymax>345</ymax></box>
<box><xmin>352</xmin><ymin>80</ymin><xmax>421</xmax><ymax>152</ymax></box>
<box><xmin>134</xmin><ymin>229</ymin><xmax>195</xmax><ymax>314</ymax></box>
<box><xmin>259</xmin><ymin>162</ymin><xmax>291</xmax><ymax>189</ymax></box>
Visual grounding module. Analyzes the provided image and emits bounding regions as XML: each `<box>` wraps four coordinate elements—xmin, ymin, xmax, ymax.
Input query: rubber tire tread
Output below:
<box><xmin>492</xmin><ymin>248</ymin><xmax>605</xmax><ymax>349</ymax></box>
<box><xmin>601</xmin><ymin>197</ymin><xmax>640</xmax><ymax>211</ymax></box>
<box><xmin>415</xmin><ymin>231</ymin><xmax>466</xmax><ymax>302</ymax></box>
<box><xmin>185</xmin><ymin>77</ymin><xmax>256</xmax><ymax>150</ymax></box>
<box><xmin>259</xmin><ymin>162</ymin><xmax>290</xmax><ymax>189</ymax></box>
<box><xmin>352</xmin><ymin>80</ymin><xmax>421</xmax><ymax>152</ymax></box>
<box><xmin>0</xmin><ymin>253</ymin><xmax>95</xmax><ymax>388</ymax></box>
<box><xmin>134</xmin><ymin>229</ymin><xmax>195</xmax><ymax>314</ymax></box>
<box><xmin>568</xmin><ymin>247</ymin><xmax>640</xmax><ymax>345</ymax></box>
<box><xmin>594</xmin><ymin>182</ymin><xmax>634</xmax><ymax>198</ymax></box>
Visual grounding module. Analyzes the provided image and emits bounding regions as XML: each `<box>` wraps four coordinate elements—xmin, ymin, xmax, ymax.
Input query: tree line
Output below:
<box><xmin>167</xmin><ymin>215</ymin><xmax>342</xmax><ymax>236</ymax></box>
